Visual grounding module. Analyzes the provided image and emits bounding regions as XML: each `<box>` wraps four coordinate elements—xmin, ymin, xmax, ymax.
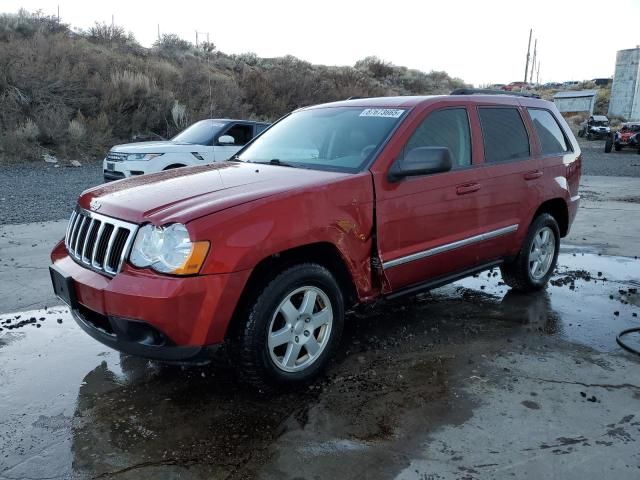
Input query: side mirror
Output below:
<box><xmin>388</xmin><ymin>146</ymin><xmax>453</xmax><ymax>182</ymax></box>
<box><xmin>218</xmin><ymin>135</ymin><xmax>235</xmax><ymax>145</ymax></box>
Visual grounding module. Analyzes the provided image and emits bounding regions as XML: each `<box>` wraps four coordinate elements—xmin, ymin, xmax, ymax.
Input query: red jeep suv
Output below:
<box><xmin>50</xmin><ymin>91</ymin><xmax>581</xmax><ymax>387</ymax></box>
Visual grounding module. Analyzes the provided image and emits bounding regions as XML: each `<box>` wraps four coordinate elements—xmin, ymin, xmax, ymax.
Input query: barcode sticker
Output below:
<box><xmin>359</xmin><ymin>108</ymin><xmax>405</xmax><ymax>118</ymax></box>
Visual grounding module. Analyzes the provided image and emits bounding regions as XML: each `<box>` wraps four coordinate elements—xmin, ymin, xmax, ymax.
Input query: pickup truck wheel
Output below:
<box><xmin>614</xmin><ymin>143</ymin><xmax>622</xmax><ymax>152</ymax></box>
<box><xmin>238</xmin><ymin>263</ymin><xmax>344</xmax><ymax>389</ymax></box>
<box><xmin>500</xmin><ymin>214</ymin><xmax>560</xmax><ymax>292</ymax></box>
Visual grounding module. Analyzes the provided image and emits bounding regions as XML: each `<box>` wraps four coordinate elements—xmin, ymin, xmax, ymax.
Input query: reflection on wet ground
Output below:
<box><xmin>1</xmin><ymin>253</ymin><xmax>639</xmax><ymax>479</ymax></box>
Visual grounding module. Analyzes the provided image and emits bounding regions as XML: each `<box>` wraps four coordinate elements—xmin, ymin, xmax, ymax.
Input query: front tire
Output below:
<box><xmin>614</xmin><ymin>143</ymin><xmax>622</xmax><ymax>152</ymax></box>
<box><xmin>237</xmin><ymin>263</ymin><xmax>344</xmax><ymax>389</ymax></box>
<box><xmin>501</xmin><ymin>214</ymin><xmax>560</xmax><ymax>292</ymax></box>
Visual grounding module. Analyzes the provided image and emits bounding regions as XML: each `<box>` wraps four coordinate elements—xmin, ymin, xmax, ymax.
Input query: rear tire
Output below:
<box><xmin>237</xmin><ymin>263</ymin><xmax>344</xmax><ymax>389</ymax></box>
<box><xmin>604</xmin><ymin>137</ymin><xmax>613</xmax><ymax>153</ymax></box>
<box><xmin>500</xmin><ymin>214</ymin><xmax>560</xmax><ymax>292</ymax></box>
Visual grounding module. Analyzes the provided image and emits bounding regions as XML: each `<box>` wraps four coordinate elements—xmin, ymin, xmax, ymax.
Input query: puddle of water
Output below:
<box><xmin>0</xmin><ymin>253</ymin><xmax>639</xmax><ymax>479</ymax></box>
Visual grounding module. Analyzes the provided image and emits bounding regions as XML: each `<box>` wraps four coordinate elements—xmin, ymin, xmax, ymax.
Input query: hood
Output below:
<box><xmin>79</xmin><ymin>162</ymin><xmax>352</xmax><ymax>225</ymax></box>
<box><xmin>111</xmin><ymin>141</ymin><xmax>206</xmax><ymax>154</ymax></box>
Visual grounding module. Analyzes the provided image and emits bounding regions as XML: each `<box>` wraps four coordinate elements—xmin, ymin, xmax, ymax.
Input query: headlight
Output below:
<box><xmin>126</xmin><ymin>153</ymin><xmax>164</xmax><ymax>161</ymax></box>
<box><xmin>130</xmin><ymin>223</ymin><xmax>209</xmax><ymax>275</ymax></box>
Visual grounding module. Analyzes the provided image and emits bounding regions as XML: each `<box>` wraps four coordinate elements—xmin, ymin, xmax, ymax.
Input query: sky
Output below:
<box><xmin>2</xmin><ymin>0</ymin><xmax>639</xmax><ymax>86</ymax></box>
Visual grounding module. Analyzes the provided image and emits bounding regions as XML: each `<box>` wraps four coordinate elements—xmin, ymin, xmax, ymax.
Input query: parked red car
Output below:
<box><xmin>502</xmin><ymin>81</ymin><xmax>533</xmax><ymax>92</ymax></box>
<box><xmin>50</xmin><ymin>91</ymin><xmax>581</xmax><ymax>387</ymax></box>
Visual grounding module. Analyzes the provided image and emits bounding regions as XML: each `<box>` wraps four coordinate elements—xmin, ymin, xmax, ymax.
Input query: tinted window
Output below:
<box><xmin>256</xmin><ymin>124</ymin><xmax>269</xmax><ymax>134</ymax></box>
<box><xmin>527</xmin><ymin>109</ymin><xmax>569</xmax><ymax>154</ymax></box>
<box><xmin>406</xmin><ymin>108</ymin><xmax>471</xmax><ymax>168</ymax></box>
<box><xmin>172</xmin><ymin>120</ymin><xmax>226</xmax><ymax>145</ymax></box>
<box><xmin>222</xmin><ymin>124</ymin><xmax>254</xmax><ymax>146</ymax></box>
<box><xmin>478</xmin><ymin>108</ymin><xmax>530</xmax><ymax>162</ymax></box>
<box><xmin>238</xmin><ymin>107</ymin><xmax>407</xmax><ymax>172</ymax></box>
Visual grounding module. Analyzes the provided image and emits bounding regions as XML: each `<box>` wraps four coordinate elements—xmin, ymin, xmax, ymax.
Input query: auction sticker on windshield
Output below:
<box><xmin>359</xmin><ymin>108</ymin><xmax>405</xmax><ymax>118</ymax></box>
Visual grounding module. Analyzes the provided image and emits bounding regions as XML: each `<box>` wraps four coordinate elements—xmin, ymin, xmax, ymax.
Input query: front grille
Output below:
<box><xmin>65</xmin><ymin>208</ymin><xmax>138</xmax><ymax>276</ymax></box>
<box><xmin>106</xmin><ymin>151</ymin><xmax>127</xmax><ymax>162</ymax></box>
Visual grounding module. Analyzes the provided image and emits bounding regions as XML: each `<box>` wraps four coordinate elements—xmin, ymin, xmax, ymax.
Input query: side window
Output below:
<box><xmin>255</xmin><ymin>124</ymin><xmax>269</xmax><ymax>135</ymax></box>
<box><xmin>405</xmin><ymin>108</ymin><xmax>471</xmax><ymax>168</ymax></box>
<box><xmin>221</xmin><ymin>124</ymin><xmax>254</xmax><ymax>146</ymax></box>
<box><xmin>527</xmin><ymin>108</ymin><xmax>569</xmax><ymax>155</ymax></box>
<box><xmin>478</xmin><ymin>107</ymin><xmax>530</xmax><ymax>162</ymax></box>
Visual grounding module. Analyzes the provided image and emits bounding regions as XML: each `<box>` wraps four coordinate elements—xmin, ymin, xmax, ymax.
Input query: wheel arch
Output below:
<box><xmin>225</xmin><ymin>242</ymin><xmax>359</xmax><ymax>340</ymax></box>
<box><xmin>533</xmin><ymin>198</ymin><xmax>569</xmax><ymax>237</ymax></box>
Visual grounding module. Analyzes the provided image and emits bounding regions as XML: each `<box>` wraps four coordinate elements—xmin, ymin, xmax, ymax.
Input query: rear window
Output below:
<box><xmin>527</xmin><ymin>109</ymin><xmax>569</xmax><ymax>155</ymax></box>
<box><xmin>478</xmin><ymin>107</ymin><xmax>530</xmax><ymax>163</ymax></box>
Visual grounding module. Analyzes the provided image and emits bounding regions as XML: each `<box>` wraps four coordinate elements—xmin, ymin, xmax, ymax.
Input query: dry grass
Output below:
<box><xmin>0</xmin><ymin>10</ymin><xmax>468</xmax><ymax>163</ymax></box>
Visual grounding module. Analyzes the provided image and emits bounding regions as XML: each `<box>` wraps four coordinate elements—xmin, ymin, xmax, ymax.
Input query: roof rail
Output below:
<box><xmin>450</xmin><ymin>88</ymin><xmax>541</xmax><ymax>99</ymax></box>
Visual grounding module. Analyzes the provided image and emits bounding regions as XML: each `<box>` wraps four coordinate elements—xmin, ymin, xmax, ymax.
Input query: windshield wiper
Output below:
<box><xmin>252</xmin><ymin>158</ymin><xmax>298</xmax><ymax>168</ymax></box>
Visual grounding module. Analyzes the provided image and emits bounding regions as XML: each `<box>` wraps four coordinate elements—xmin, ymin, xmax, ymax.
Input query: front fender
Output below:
<box><xmin>187</xmin><ymin>173</ymin><xmax>377</xmax><ymax>300</ymax></box>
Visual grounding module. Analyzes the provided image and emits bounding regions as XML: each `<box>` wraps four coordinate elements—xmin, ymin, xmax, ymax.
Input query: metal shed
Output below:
<box><xmin>553</xmin><ymin>90</ymin><xmax>597</xmax><ymax>116</ymax></box>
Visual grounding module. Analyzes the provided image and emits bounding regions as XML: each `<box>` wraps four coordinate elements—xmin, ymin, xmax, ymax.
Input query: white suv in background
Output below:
<box><xmin>103</xmin><ymin>119</ymin><xmax>270</xmax><ymax>181</ymax></box>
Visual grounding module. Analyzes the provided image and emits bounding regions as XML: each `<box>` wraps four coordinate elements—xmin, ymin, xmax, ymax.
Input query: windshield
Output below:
<box><xmin>172</xmin><ymin>120</ymin><xmax>226</xmax><ymax>145</ymax></box>
<box><xmin>591</xmin><ymin>121</ymin><xmax>608</xmax><ymax>126</ymax></box>
<box><xmin>237</xmin><ymin>107</ymin><xmax>407</xmax><ymax>172</ymax></box>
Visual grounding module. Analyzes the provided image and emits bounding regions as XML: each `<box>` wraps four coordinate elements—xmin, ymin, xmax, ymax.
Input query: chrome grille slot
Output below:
<box><xmin>65</xmin><ymin>208</ymin><xmax>138</xmax><ymax>276</ymax></box>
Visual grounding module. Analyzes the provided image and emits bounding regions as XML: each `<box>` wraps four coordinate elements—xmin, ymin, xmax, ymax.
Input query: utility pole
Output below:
<box><xmin>530</xmin><ymin>39</ymin><xmax>537</xmax><ymax>84</ymax></box>
<box><xmin>524</xmin><ymin>28</ymin><xmax>532</xmax><ymax>84</ymax></box>
<box><xmin>195</xmin><ymin>30</ymin><xmax>198</xmax><ymax>46</ymax></box>
<box><xmin>536</xmin><ymin>62</ymin><xmax>540</xmax><ymax>85</ymax></box>
<box><xmin>57</xmin><ymin>5</ymin><xmax>60</xmax><ymax>22</ymax></box>
<box><xmin>157</xmin><ymin>24</ymin><xmax>161</xmax><ymax>41</ymax></box>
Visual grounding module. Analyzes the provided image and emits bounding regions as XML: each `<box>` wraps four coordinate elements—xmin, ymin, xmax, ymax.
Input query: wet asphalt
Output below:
<box><xmin>1</xmin><ymin>250</ymin><xmax>639</xmax><ymax>479</ymax></box>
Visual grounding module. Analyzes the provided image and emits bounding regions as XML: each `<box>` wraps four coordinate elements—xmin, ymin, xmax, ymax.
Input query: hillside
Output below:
<box><xmin>0</xmin><ymin>10</ymin><xmax>467</xmax><ymax>164</ymax></box>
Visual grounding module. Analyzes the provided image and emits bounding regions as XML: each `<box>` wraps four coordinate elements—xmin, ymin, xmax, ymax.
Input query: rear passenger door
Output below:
<box><xmin>473</xmin><ymin>105</ymin><xmax>542</xmax><ymax>259</ymax></box>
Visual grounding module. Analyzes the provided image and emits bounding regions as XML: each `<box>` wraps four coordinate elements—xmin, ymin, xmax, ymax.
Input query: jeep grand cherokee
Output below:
<box><xmin>50</xmin><ymin>92</ymin><xmax>581</xmax><ymax>387</ymax></box>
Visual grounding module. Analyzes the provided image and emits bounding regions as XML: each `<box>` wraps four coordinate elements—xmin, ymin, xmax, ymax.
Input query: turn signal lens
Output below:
<box><xmin>172</xmin><ymin>241</ymin><xmax>210</xmax><ymax>275</ymax></box>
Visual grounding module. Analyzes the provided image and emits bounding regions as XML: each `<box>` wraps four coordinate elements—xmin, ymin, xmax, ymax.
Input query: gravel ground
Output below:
<box><xmin>578</xmin><ymin>137</ymin><xmax>640</xmax><ymax>176</ymax></box>
<box><xmin>1</xmin><ymin>142</ymin><xmax>639</xmax><ymax>225</ymax></box>
<box><xmin>0</xmin><ymin>162</ymin><xmax>102</xmax><ymax>225</ymax></box>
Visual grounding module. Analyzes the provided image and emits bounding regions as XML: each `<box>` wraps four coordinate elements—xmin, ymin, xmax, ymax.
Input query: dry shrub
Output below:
<box><xmin>171</xmin><ymin>101</ymin><xmax>188</xmax><ymax>129</ymax></box>
<box><xmin>0</xmin><ymin>10</ymin><xmax>468</xmax><ymax>163</ymax></box>
<box><xmin>15</xmin><ymin>119</ymin><xmax>40</xmax><ymax>140</ymax></box>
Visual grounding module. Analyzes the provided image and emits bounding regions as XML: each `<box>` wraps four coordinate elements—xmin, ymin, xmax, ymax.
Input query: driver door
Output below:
<box><xmin>374</xmin><ymin>105</ymin><xmax>491</xmax><ymax>290</ymax></box>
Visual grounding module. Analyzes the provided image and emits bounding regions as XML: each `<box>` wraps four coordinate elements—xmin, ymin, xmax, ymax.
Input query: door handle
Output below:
<box><xmin>456</xmin><ymin>183</ymin><xmax>481</xmax><ymax>195</ymax></box>
<box><xmin>524</xmin><ymin>170</ymin><xmax>543</xmax><ymax>180</ymax></box>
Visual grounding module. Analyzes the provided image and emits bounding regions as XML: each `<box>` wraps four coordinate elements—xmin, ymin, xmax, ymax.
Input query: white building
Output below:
<box><xmin>608</xmin><ymin>47</ymin><xmax>640</xmax><ymax>121</ymax></box>
<box><xmin>553</xmin><ymin>91</ymin><xmax>597</xmax><ymax>116</ymax></box>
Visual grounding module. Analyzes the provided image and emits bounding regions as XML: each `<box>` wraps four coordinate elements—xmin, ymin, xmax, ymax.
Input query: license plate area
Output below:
<box><xmin>49</xmin><ymin>265</ymin><xmax>78</xmax><ymax>309</ymax></box>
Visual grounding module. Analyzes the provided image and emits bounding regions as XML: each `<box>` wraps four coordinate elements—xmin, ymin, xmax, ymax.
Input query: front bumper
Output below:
<box><xmin>50</xmin><ymin>241</ymin><xmax>251</xmax><ymax>360</ymax></box>
<box><xmin>588</xmin><ymin>130</ymin><xmax>609</xmax><ymax>138</ymax></box>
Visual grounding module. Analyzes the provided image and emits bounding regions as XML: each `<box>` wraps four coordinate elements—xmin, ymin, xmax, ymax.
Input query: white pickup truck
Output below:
<box><xmin>103</xmin><ymin>119</ymin><xmax>270</xmax><ymax>181</ymax></box>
